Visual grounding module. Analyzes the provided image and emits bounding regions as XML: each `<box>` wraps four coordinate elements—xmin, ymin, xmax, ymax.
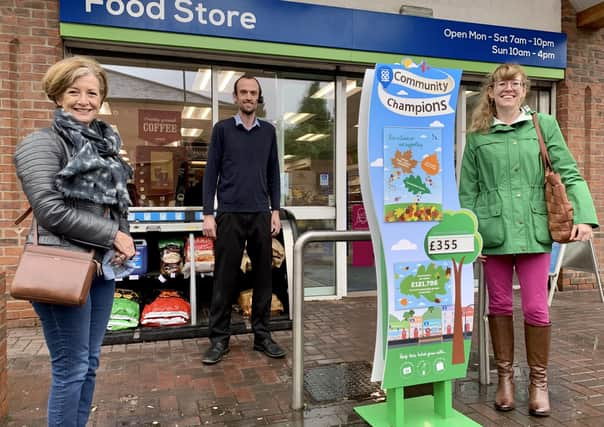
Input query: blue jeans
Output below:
<box><xmin>33</xmin><ymin>275</ymin><xmax>115</xmax><ymax>427</ymax></box>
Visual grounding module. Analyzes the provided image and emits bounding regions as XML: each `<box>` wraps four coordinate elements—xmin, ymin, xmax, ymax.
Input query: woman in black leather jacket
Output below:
<box><xmin>13</xmin><ymin>56</ymin><xmax>135</xmax><ymax>427</ymax></box>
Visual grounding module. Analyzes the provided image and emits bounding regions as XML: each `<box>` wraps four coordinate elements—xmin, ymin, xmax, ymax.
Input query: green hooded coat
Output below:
<box><xmin>459</xmin><ymin>111</ymin><xmax>598</xmax><ymax>255</ymax></box>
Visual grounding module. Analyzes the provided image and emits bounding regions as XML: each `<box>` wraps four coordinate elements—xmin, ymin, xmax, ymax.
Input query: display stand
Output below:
<box><xmin>103</xmin><ymin>207</ymin><xmax>294</xmax><ymax>344</ymax></box>
<box><xmin>356</xmin><ymin>380</ymin><xmax>478</xmax><ymax>426</ymax></box>
<box><xmin>355</xmin><ymin>61</ymin><xmax>480</xmax><ymax>426</ymax></box>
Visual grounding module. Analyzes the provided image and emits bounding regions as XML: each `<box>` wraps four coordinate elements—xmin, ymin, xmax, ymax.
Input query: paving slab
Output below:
<box><xmin>5</xmin><ymin>290</ymin><xmax>604</xmax><ymax>426</ymax></box>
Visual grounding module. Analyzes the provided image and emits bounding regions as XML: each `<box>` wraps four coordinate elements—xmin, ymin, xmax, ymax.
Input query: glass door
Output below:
<box><xmin>278</xmin><ymin>76</ymin><xmax>337</xmax><ymax>297</ymax></box>
<box><xmin>345</xmin><ymin>78</ymin><xmax>377</xmax><ymax>293</ymax></box>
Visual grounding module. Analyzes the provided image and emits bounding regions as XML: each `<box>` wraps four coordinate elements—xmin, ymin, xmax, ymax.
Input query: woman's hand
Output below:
<box><xmin>111</xmin><ymin>251</ymin><xmax>128</xmax><ymax>266</ymax></box>
<box><xmin>571</xmin><ymin>223</ymin><xmax>593</xmax><ymax>241</ymax></box>
<box><xmin>113</xmin><ymin>230</ymin><xmax>135</xmax><ymax>259</ymax></box>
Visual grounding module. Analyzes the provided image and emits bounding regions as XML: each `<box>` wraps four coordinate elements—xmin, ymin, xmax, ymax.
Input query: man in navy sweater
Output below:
<box><xmin>202</xmin><ymin>74</ymin><xmax>285</xmax><ymax>364</ymax></box>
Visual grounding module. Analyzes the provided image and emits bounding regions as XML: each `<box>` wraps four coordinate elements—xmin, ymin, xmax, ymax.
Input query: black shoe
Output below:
<box><xmin>202</xmin><ymin>341</ymin><xmax>230</xmax><ymax>365</ymax></box>
<box><xmin>253</xmin><ymin>338</ymin><xmax>286</xmax><ymax>358</ymax></box>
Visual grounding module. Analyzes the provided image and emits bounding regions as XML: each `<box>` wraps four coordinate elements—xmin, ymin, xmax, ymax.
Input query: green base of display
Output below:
<box><xmin>354</xmin><ymin>395</ymin><xmax>480</xmax><ymax>427</ymax></box>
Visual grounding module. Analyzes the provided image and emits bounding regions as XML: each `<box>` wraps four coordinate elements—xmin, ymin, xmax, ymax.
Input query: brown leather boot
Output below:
<box><xmin>488</xmin><ymin>315</ymin><xmax>515</xmax><ymax>411</ymax></box>
<box><xmin>525</xmin><ymin>322</ymin><xmax>551</xmax><ymax>417</ymax></box>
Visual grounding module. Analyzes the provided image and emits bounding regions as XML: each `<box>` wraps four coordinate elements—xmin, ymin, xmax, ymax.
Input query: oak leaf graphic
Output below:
<box><xmin>392</xmin><ymin>149</ymin><xmax>417</xmax><ymax>174</ymax></box>
<box><xmin>403</xmin><ymin>175</ymin><xmax>431</xmax><ymax>195</ymax></box>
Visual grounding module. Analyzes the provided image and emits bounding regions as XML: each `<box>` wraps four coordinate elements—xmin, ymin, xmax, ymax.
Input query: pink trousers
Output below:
<box><xmin>483</xmin><ymin>253</ymin><xmax>551</xmax><ymax>326</ymax></box>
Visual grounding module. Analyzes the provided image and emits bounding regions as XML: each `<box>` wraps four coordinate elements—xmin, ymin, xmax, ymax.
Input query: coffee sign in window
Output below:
<box><xmin>138</xmin><ymin>109</ymin><xmax>181</xmax><ymax>144</ymax></box>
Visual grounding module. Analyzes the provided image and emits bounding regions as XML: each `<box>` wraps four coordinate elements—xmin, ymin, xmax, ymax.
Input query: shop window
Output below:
<box><xmin>101</xmin><ymin>64</ymin><xmax>212</xmax><ymax>208</ymax></box>
<box><xmin>280</xmin><ymin>79</ymin><xmax>335</xmax><ymax>207</ymax></box>
<box><xmin>101</xmin><ymin>63</ymin><xmax>338</xmax><ymax>211</ymax></box>
<box><xmin>214</xmin><ymin>70</ymin><xmax>337</xmax><ymax>208</ymax></box>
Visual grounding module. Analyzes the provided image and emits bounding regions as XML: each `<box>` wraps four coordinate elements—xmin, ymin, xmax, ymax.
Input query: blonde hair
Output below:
<box><xmin>469</xmin><ymin>63</ymin><xmax>530</xmax><ymax>133</ymax></box>
<box><xmin>42</xmin><ymin>56</ymin><xmax>108</xmax><ymax>105</ymax></box>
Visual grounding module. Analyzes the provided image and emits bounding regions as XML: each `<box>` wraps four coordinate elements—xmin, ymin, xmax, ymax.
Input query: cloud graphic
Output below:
<box><xmin>423</xmin><ymin>154</ymin><xmax>429</xmax><ymax>158</ymax></box>
<box><xmin>402</xmin><ymin>58</ymin><xmax>418</xmax><ymax>68</ymax></box>
<box><xmin>371</xmin><ymin>158</ymin><xmax>383</xmax><ymax>167</ymax></box>
<box><xmin>435</xmin><ymin>147</ymin><xmax>442</xmax><ymax>152</ymax></box>
<box><xmin>397</xmin><ymin>89</ymin><xmax>408</xmax><ymax>96</ymax></box>
<box><xmin>392</xmin><ymin>239</ymin><xmax>417</xmax><ymax>251</ymax></box>
<box><xmin>430</xmin><ymin>120</ymin><xmax>444</xmax><ymax>128</ymax></box>
<box><xmin>420</xmin><ymin>134</ymin><xmax>428</xmax><ymax>139</ymax></box>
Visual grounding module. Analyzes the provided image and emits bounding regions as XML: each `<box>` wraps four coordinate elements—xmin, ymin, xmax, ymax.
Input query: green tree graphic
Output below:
<box><xmin>399</xmin><ymin>263</ymin><xmax>448</xmax><ymax>302</ymax></box>
<box><xmin>424</xmin><ymin>210</ymin><xmax>482</xmax><ymax>365</ymax></box>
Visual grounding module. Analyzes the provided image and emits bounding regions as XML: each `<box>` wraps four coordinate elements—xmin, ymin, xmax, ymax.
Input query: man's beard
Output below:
<box><xmin>240</xmin><ymin>104</ymin><xmax>256</xmax><ymax>116</ymax></box>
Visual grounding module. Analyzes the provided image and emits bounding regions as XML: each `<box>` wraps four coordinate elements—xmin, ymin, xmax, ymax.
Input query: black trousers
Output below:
<box><xmin>209</xmin><ymin>212</ymin><xmax>272</xmax><ymax>345</ymax></box>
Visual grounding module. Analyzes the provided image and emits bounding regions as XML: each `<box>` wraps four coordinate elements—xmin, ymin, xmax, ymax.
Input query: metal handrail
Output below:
<box><xmin>477</xmin><ymin>262</ymin><xmax>490</xmax><ymax>385</ymax></box>
<box><xmin>292</xmin><ymin>230</ymin><xmax>372</xmax><ymax>410</ymax></box>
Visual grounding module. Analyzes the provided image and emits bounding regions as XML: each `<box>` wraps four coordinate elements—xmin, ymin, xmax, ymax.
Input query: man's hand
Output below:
<box><xmin>203</xmin><ymin>214</ymin><xmax>217</xmax><ymax>239</ymax></box>
<box><xmin>271</xmin><ymin>210</ymin><xmax>281</xmax><ymax>237</ymax></box>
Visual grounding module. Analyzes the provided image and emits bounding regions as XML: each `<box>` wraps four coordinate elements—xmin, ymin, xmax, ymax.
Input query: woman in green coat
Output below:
<box><xmin>459</xmin><ymin>63</ymin><xmax>598</xmax><ymax>417</ymax></box>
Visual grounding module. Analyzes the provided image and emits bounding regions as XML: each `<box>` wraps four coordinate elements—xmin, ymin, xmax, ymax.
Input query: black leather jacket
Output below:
<box><xmin>14</xmin><ymin>128</ymin><xmax>129</xmax><ymax>257</ymax></box>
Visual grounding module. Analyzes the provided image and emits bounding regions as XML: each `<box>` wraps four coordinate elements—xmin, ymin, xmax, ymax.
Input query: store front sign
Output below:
<box><xmin>62</xmin><ymin>0</ymin><xmax>566</xmax><ymax>68</ymax></box>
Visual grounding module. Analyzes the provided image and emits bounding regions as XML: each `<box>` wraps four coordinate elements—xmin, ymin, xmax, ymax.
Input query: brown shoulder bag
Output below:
<box><xmin>11</xmin><ymin>207</ymin><xmax>97</xmax><ymax>306</ymax></box>
<box><xmin>532</xmin><ymin>113</ymin><xmax>574</xmax><ymax>243</ymax></box>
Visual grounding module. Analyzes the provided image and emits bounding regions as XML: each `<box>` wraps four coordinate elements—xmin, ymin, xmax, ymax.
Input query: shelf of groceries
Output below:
<box><xmin>103</xmin><ymin>207</ymin><xmax>295</xmax><ymax>344</ymax></box>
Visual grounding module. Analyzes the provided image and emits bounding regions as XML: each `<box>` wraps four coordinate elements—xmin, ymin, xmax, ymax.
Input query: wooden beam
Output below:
<box><xmin>577</xmin><ymin>2</ymin><xmax>604</xmax><ymax>29</ymax></box>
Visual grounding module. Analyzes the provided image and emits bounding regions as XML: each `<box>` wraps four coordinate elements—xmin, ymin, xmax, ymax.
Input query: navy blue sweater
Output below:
<box><xmin>203</xmin><ymin>117</ymin><xmax>280</xmax><ymax>215</ymax></box>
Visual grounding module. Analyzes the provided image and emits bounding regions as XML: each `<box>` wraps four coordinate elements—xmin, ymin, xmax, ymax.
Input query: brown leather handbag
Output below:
<box><xmin>11</xmin><ymin>207</ymin><xmax>97</xmax><ymax>306</ymax></box>
<box><xmin>532</xmin><ymin>113</ymin><xmax>574</xmax><ymax>243</ymax></box>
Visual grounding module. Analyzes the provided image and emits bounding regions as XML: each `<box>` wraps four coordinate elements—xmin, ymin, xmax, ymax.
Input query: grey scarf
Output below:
<box><xmin>53</xmin><ymin>109</ymin><xmax>133</xmax><ymax>214</ymax></box>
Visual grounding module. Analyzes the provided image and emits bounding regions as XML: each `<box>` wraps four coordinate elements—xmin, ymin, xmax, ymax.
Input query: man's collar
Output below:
<box><xmin>234</xmin><ymin>113</ymin><xmax>260</xmax><ymax>130</ymax></box>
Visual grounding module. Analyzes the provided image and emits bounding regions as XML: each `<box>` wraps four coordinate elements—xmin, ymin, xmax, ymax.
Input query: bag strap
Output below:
<box><xmin>14</xmin><ymin>207</ymin><xmax>32</xmax><ymax>226</ymax></box>
<box><xmin>532</xmin><ymin>112</ymin><xmax>554</xmax><ymax>173</ymax></box>
<box><xmin>14</xmin><ymin>209</ymin><xmax>45</xmax><ymax>247</ymax></box>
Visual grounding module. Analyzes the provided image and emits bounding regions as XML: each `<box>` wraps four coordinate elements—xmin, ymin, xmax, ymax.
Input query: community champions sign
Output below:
<box><xmin>356</xmin><ymin>60</ymin><xmax>482</xmax><ymax>426</ymax></box>
<box><xmin>62</xmin><ymin>0</ymin><xmax>566</xmax><ymax>68</ymax></box>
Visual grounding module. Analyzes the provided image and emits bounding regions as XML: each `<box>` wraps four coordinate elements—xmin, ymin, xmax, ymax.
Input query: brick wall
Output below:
<box><xmin>0</xmin><ymin>1</ymin><xmax>62</xmax><ymax>326</ymax></box>
<box><xmin>0</xmin><ymin>273</ymin><xmax>7</xmax><ymax>423</ymax></box>
<box><xmin>558</xmin><ymin>0</ymin><xmax>604</xmax><ymax>291</ymax></box>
